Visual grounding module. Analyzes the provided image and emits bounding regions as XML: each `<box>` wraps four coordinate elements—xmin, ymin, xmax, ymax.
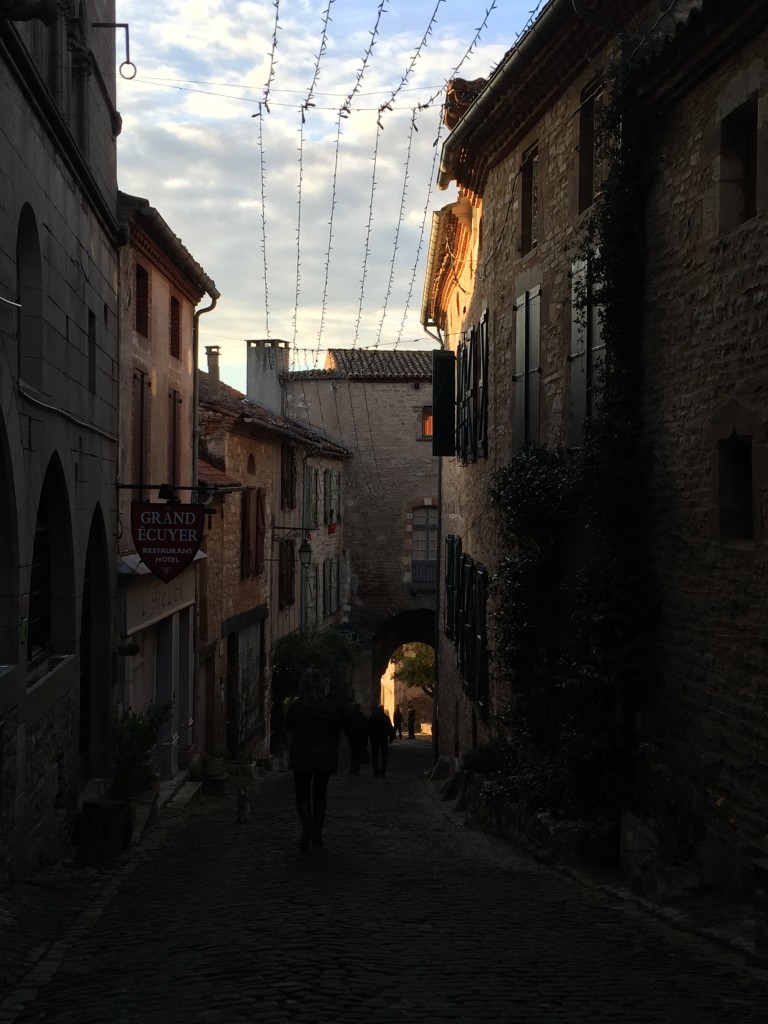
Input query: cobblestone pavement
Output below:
<box><xmin>2</xmin><ymin>735</ymin><xmax>768</xmax><ymax>1024</ymax></box>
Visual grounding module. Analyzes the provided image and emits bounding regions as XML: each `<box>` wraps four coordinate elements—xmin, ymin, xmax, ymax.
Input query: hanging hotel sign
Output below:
<box><xmin>131</xmin><ymin>503</ymin><xmax>205</xmax><ymax>583</ymax></box>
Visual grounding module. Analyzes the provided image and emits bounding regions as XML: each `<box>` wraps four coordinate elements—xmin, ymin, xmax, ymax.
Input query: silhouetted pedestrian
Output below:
<box><xmin>345</xmin><ymin>702</ymin><xmax>369</xmax><ymax>775</ymax></box>
<box><xmin>393</xmin><ymin>706</ymin><xmax>403</xmax><ymax>739</ymax></box>
<box><xmin>407</xmin><ymin>702</ymin><xmax>416</xmax><ymax>739</ymax></box>
<box><xmin>368</xmin><ymin>704</ymin><xmax>395</xmax><ymax>778</ymax></box>
<box><xmin>285</xmin><ymin>669</ymin><xmax>342</xmax><ymax>850</ymax></box>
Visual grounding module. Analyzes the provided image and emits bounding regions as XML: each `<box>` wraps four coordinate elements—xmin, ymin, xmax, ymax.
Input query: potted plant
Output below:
<box><xmin>79</xmin><ymin>701</ymin><xmax>173</xmax><ymax>858</ymax></box>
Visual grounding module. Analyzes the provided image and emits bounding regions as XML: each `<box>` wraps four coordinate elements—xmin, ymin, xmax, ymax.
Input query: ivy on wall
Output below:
<box><xmin>486</xmin><ymin>52</ymin><xmax>657</xmax><ymax>822</ymax></box>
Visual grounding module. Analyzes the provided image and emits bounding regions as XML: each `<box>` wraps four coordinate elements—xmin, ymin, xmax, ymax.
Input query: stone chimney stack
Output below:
<box><xmin>205</xmin><ymin>345</ymin><xmax>221</xmax><ymax>400</ymax></box>
<box><xmin>246</xmin><ymin>339</ymin><xmax>289</xmax><ymax>415</ymax></box>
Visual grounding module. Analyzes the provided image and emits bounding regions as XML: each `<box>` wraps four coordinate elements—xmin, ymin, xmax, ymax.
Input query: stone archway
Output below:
<box><xmin>370</xmin><ymin>608</ymin><xmax>436</xmax><ymax>699</ymax></box>
<box><xmin>79</xmin><ymin>505</ymin><xmax>112</xmax><ymax>773</ymax></box>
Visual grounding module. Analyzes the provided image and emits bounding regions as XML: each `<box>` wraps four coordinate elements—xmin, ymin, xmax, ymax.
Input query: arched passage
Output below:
<box><xmin>0</xmin><ymin>412</ymin><xmax>18</xmax><ymax>664</ymax></box>
<box><xmin>28</xmin><ymin>455</ymin><xmax>75</xmax><ymax>676</ymax></box>
<box><xmin>370</xmin><ymin>608</ymin><xmax>436</xmax><ymax>698</ymax></box>
<box><xmin>79</xmin><ymin>505</ymin><xmax>112</xmax><ymax>771</ymax></box>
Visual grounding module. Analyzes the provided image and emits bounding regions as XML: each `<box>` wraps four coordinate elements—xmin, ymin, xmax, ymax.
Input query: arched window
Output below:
<box><xmin>16</xmin><ymin>204</ymin><xmax>44</xmax><ymax>390</ymax></box>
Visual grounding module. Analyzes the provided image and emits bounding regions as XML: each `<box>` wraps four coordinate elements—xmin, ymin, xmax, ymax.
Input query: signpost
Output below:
<box><xmin>130</xmin><ymin>503</ymin><xmax>205</xmax><ymax>582</ymax></box>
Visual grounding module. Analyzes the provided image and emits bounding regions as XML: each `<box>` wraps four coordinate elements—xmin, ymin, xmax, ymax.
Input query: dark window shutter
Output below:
<box><xmin>588</xmin><ymin>268</ymin><xmax>606</xmax><ymax>421</ymax></box>
<box><xmin>466</xmin><ymin>327</ymin><xmax>477</xmax><ymax>462</ymax></box>
<box><xmin>527</xmin><ymin>285</ymin><xmax>541</xmax><ymax>445</ymax></box>
<box><xmin>478</xmin><ymin>312</ymin><xmax>489</xmax><ymax>458</ymax></box>
<box><xmin>474</xmin><ymin>565</ymin><xmax>489</xmax><ymax>708</ymax></box>
<box><xmin>514</xmin><ymin>294</ymin><xmax>527</xmax><ymax>451</ymax></box>
<box><xmin>432</xmin><ymin>350</ymin><xmax>456</xmax><ymax>457</ymax></box>
<box><xmin>324</xmin><ymin>469</ymin><xmax>331</xmax><ymax>523</ymax></box>
<box><xmin>444</xmin><ymin>535</ymin><xmax>456</xmax><ymax>639</ymax></box>
<box><xmin>255</xmin><ymin>488</ymin><xmax>266</xmax><ymax>574</ymax></box>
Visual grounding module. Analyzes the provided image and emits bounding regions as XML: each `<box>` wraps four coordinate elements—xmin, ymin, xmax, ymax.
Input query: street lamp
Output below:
<box><xmin>298</xmin><ymin>536</ymin><xmax>312</xmax><ymax>569</ymax></box>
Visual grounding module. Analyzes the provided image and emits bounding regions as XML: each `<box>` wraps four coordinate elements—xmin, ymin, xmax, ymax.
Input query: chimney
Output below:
<box><xmin>246</xmin><ymin>339</ymin><xmax>289</xmax><ymax>414</ymax></box>
<box><xmin>205</xmin><ymin>345</ymin><xmax>220</xmax><ymax>400</ymax></box>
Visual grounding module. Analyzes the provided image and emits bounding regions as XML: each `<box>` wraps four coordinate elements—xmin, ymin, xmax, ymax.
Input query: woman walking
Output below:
<box><xmin>285</xmin><ymin>668</ymin><xmax>342</xmax><ymax>850</ymax></box>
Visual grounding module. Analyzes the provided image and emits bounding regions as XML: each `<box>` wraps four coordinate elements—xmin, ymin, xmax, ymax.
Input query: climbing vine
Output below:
<box><xmin>486</xmin><ymin>49</ymin><xmax>657</xmax><ymax>822</ymax></box>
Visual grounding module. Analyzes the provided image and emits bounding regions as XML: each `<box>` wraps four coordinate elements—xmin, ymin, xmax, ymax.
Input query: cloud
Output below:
<box><xmin>116</xmin><ymin>0</ymin><xmax>536</xmax><ymax>390</ymax></box>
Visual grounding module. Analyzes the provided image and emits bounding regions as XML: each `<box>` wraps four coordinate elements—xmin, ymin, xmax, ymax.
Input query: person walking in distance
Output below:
<box><xmin>368</xmin><ymin>704</ymin><xmax>395</xmax><ymax>778</ymax></box>
<box><xmin>344</xmin><ymin>702</ymin><xmax>369</xmax><ymax>776</ymax></box>
<box><xmin>285</xmin><ymin>668</ymin><xmax>342</xmax><ymax>850</ymax></box>
<box><xmin>393</xmin><ymin>705</ymin><xmax>403</xmax><ymax>739</ymax></box>
<box><xmin>407</xmin><ymin>702</ymin><xmax>416</xmax><ymax>739</ymax></box>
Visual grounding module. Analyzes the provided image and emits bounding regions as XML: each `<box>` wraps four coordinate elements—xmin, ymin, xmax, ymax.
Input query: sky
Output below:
<box><xmin>114</xmin><ymin>0</ymin><xmax>543</xmax><ymax>393</ymax></box>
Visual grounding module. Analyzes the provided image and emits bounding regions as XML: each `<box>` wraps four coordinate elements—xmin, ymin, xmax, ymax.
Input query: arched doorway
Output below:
<box><xmin>79</xmin><ymin>506</ymin><xmax>112</xmax><ymax>773</ymax></box>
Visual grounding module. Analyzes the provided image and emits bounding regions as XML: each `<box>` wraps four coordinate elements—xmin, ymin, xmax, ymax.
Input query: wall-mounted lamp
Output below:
<box><xmin>298</xmin><ymin>537</ymin><xmax>312</xmax><ymax>569</ymax></box>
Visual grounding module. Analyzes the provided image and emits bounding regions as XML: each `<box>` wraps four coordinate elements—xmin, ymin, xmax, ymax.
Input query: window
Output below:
<box><xmin>305</xmin><ymin>467</ymin><xmax>320</xmax><ymax>529</ymax></box>
<box><xmin>719</xmin><ymin>432</ymin><xmax>753</xmax><ymax>541</ymax></box>
<box><xmin>167</xmin><ymin>388</ymin><xmax>181</xmax><ymax>490</ymax></box>
<box><xmin>241</xmin><ymin>486</ymin><xmax>266</xmax><ymax>577</ymax></box>
<box><xmin>412</xmin><ymin>507</ymin><xmax>438</xmax><ymax>584</ymax></box>
<box><xmin>17</xmin><ymin>204</ymin><xmax>43</xmax><ymax>390</ymax></box>
<box><xmin>135</xmin><ymin>264</ymin><xmax>149</xmax><ymax>337</ymax></box>
<box><xmin>132</xmin><ymin>368</ymin><xmax>150</xmax><ymax>500</ymax></box>
<box><xmin>304</xmin><ymin>563</ymin><xmax>319</xmax><ymax>628</ymax></box>
<box><xmin>278</xmin><ymin>539</ymin><xmax>296</xmax><ymax>609</ymax></box>
<box><xmin>720</xmin><ymin>96</ymin><xmax>758</xmax><ymax>232</ymax></box>
<box><xmin>169</xmin><ymin>296</ymin><xmax>181</xmax><ymax>360</ymax></box>
<box><xmin>281</xmin><ymin>444</ymin><xmax>296</xmax><ymax>510</ymax></box>
<box><xmin>443</xmin><ymin>535</ymin><xmax>488</xmax><ymax>708</ymax></box>
<box><xmin>513</xmin><ymin>286</ymin><xmax>541</xmax><ymax>450</ymax></box>
<box><xmin>421</xmin><ymin>406</ymin><xmax>433</xmax><ymax>438</ymax></box>
<box><xmin>578</xmin><ymin>79</ymin><xmax>602</xmax><ymax>213</ymax></box>
<box><xmin>520</xmin><ymin>144</ymin><xmax>539</xmax><ymax>255</ymax></box>
<box><xmin>569</xmin><ymin>257</ymin><xmax>605</xmax><ymax>446</ymax></box>
<box><xmin>323</xmin><ymin>556</ymin><xmax>341</xmax><ymax>615</ymax></box>
<box><xmin>456</xmin><ymin>312</ymin><xmax>489</xmax><ymax>464</ymax></box>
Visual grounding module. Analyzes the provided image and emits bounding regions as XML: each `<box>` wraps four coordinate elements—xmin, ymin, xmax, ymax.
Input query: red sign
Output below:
<box><xmin>131</xmin><ymin>503</ymin><xmax>205</xmax><ymax>582</ymax></box>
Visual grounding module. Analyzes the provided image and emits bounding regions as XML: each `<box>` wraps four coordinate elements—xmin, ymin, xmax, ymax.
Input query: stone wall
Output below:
<box><xmin>640</xmin><ymin>32</ymin><xmax>768</xmax><ymax>853</ymax></box>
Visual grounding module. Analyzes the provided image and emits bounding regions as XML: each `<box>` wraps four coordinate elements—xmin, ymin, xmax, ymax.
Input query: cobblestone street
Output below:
<box><xmin>1</xmin><ymin>735</ymin><xmax>767</xmax><ymax>1024</ymax></box>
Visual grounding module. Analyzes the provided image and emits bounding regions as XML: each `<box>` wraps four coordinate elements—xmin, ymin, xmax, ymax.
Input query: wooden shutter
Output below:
<box><xmin>514</xmin><ymin>294</ymin><xmax>527</xmax><ymax>451</ymax></box>
<box><xmin>466</xmin><ymin>327</ymin><xmax>477</xmax><ymax>462</ymax></box>
<box><xmin>323</xmin><ymin>469</ymin><xmax>331</xmax><ymax>523</ymax></box>
<box><xmin>255</xmin><ymin>488</ymin><xmax>266</xmax><ymax>574</ymax></box>
<box><xmin>527</xmin><ymin>285</ymin><xmax>541</xmax><ymax>445</ymax></box>
<box><xmin>335</xmin><ymin>471</ymin><xmax>342</xmax><ymax>522</ymax></box>
<box><xmin>444</xmin><ymin>535</ymin><xmax>456</xmax><ymax>640</ymax></box>
<box><xmin>478</xmin><ymin>312</ymin><xmax>489</xmax><ymax>458</ymax></box>
<box><xmin>588</xmin><ymin>266</ymin><xmax>606</xmax><ymax>421</ymax></box>
<box><xmin>569</xmin><ymin>259</ymin><xmax>588</xmax><ymax>445</ymax></box>
<box><xmin>432</xmin><ymin>351</ymin><xmax>456</xmax><ymax>457</ymax></box>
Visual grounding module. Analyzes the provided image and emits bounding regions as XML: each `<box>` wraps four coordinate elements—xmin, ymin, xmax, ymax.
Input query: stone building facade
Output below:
<box><xmin>0</xmin><ymin>2</ymin><xmax>121</xmax><ymax>882</ymax></box>
<box><xmin>198</xmin><ymin>342</ymin><xmax>350</xmax><ymax>756</ymax></box>
<box><xmin>288</xmin><ymin>349</ymin><xmax>439</xmax><ymax>709</ymax></box>
<box><xmin>116</xmin><ymin>193</ymin><xmax>218</xmax><ymax>778</ymax></box>
<box><xmin>423</xmin><ymin>0</ymin><xmax>768</xmax><ymax>892</ymax></box>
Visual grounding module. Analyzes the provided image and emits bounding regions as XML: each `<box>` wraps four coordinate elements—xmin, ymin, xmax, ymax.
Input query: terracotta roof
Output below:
<box><xmin>197</xmin><ymin>370</ymin><xmax>350</xmax><ymax>458</ymax></box>
<box><xmin>197</xmin><ymin>459</ymin><xmax>240</xmax><ymax>489</ymax></box>
<box><xmin>291</xmin><ymin>348</ymin><xmax>434</xmax><ymax>381</ymax></box>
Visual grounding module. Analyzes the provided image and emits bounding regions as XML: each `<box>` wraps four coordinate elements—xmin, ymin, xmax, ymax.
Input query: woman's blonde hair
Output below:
<box><xmin>298</xmin><ymin>667</ymin><xmax>326</xmax><ymax>701</ymax></box>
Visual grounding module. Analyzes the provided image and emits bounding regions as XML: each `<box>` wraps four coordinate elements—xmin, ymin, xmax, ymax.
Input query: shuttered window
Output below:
<box><xmin>169</xmin><ymin>296</ymin><xmax>181</xmax><ymax>360</ymax></box>
<box><xmin>412</xmin><ymin>507</ymin><xmax>438</xmax><ymax>584</ymax></box>
<box><xmin>167</xmin><ymin>388</ymin><xmax>181</xmax><ymax>490</ymax></box>
<box><xmin>513</xmin><ymin>286</ymin><xmax>541</xmax><ymax>450</ymax></box>
<box><xmin>520</xmin><ymin>144</ymin><xmax>539</xmax><ymax>255</ymax></box>
<box><xmin>278</xmin><ymin>539</ymin><xmax>295</xmax><ymax>609</ymax></box>
<box><xmin>254</xmin><ymin>488</ymin><xmax>266</xmax><ymax>573</ymax></box>
<box><xmin>457</xmin><ymin>311</ymin><xmax>490</xmax><ymax>464</ymax></box>
<box><xmin>281</xmin><ymin>444</ymin><xmax>296</xmax><ymax>510</ymax></box>
<box><xmin>132</xmin><ymin>368</ymin><xmax>150</xmax><ymax>500</ymax></box>
<box><xmin>135</xmin><ymin>264</ymin><xmax>149</xmax><ymax>337</ymax></box>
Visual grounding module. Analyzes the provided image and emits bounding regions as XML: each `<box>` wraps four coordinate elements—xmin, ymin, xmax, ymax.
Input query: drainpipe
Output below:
<box><xmin>192</xmin><ymin>293</ymin><xmax>219</xmax><ymax>493</ymax></box>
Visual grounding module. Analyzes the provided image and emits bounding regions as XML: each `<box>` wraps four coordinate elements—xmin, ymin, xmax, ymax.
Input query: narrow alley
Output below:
<box><xmin>1</xmin><ymin>736</ymin><xmax>766</xmax><ymax>1024</ymax></box>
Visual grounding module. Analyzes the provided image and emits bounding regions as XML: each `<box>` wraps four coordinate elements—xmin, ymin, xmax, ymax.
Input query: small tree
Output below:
<box><xmin>392</xmin><ymin>643</ymin><xmax>434</xmax><ymax>697</ymax></box>
<box><xmin>272</xmin><ymin>627</ymin><xmax>360</xmax><ymax>709</ymax></box>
